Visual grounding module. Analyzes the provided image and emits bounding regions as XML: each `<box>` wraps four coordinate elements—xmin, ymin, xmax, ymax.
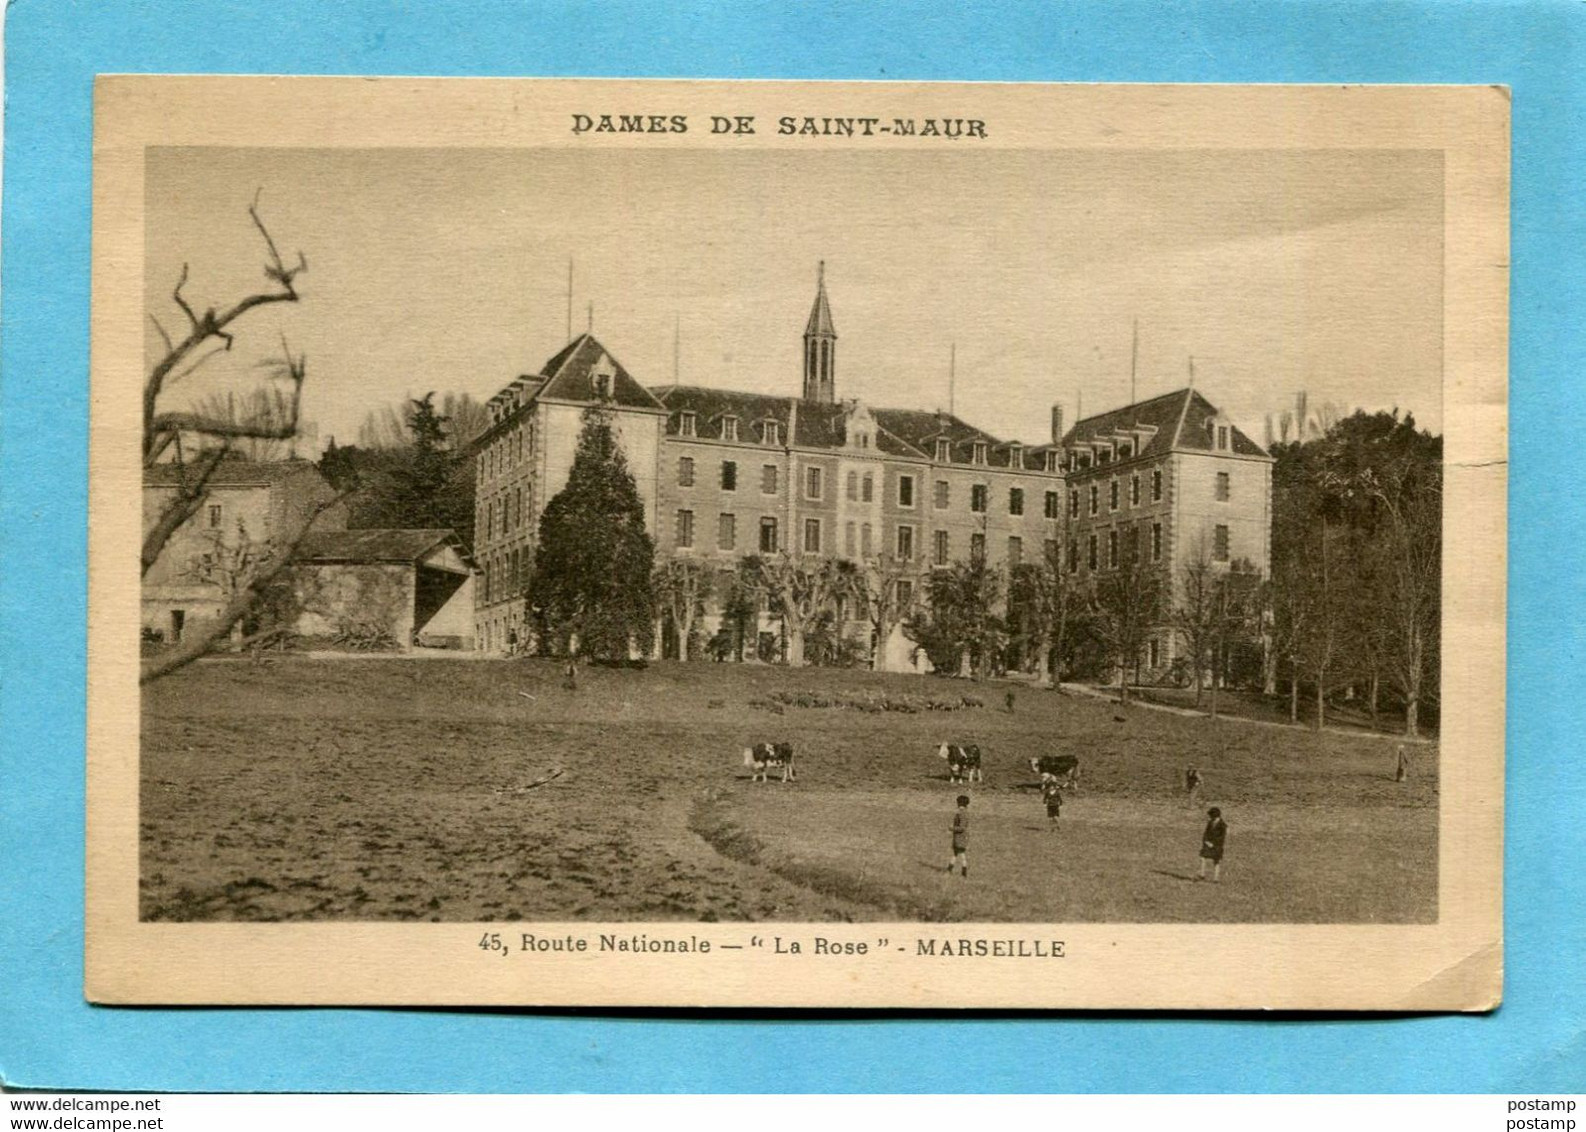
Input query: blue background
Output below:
<box><xmin>3</xmin><ymin>0</ymin><xmax>1582</xmax><ymax>1093</ymax></box>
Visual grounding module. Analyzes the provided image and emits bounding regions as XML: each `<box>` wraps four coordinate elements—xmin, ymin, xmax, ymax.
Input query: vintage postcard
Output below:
<box><xmin>87</xmin><ymin>77</ymin><xmax>1507</xmax><ymax>1009</ymax></box>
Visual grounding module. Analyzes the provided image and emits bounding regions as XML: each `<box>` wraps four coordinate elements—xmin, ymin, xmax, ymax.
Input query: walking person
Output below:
<box><xmin>1042</xmin><ymin>780</ymin><xmax>1064</xmax><ymax>828</ymax></box>
<box><xmin>947</xmin><ymin>795</ymin><xmax>970</xmax><ymax>877</ymax></box>
<box><xmin>1198</xmin><ymin>807</ymin><xmax>1227</xmax><ymax>882</ymax></box>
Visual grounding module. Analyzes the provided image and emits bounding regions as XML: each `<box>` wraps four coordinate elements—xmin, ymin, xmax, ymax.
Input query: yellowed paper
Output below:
<box><xmin>91</xmin><ymin>77</ymin><xmax>1506</xmax><ymax>1008</ymax></box>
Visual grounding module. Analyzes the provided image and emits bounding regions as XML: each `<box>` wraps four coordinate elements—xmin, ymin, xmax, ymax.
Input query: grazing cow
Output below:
<box><xmin>1030</xmin><ymin>754</ymin><xmax>1080</xmax><ymax>789</ymax></box>
<box><xmin>743</xmin><ymin>741</ymin><xmax>796</xmax><ymax>783</ymax></box>
<box><xmin>936</xmin><ymin>742</ymin><xmax>984</xmax><ymax>784</ymax></box>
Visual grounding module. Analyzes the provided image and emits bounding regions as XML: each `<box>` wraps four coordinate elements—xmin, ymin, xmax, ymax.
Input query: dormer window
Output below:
<box><xmin>1216</xmin><ymin>425</ymin><xmax>1229</xmax><ymax>451</ymax></box>
<box><xmin>722</xmin><ymin>416</ymin><xmax>739</xmax><ymax>442</ymax></box>
<box><xmin>1097</xmin><ymin>448</ymin><xmax>1111</xmax><ymax>465</ymax></box>
<box><xmin>1009</xmin><ymin>443</ymin><xmax>1024</xmax><ymax>468</ymax></box>
<box><xmin>1044</xmin><ymin>451</ymin><xmax>1059</xmax><ymax>473</ymax></box>
<box><xmin>679</xmin><ymin>411</ymin><xmax>697</xmax><ymax>438</ymax></box>
<box><xmin>935</xmin><ymin>439</ymin><xmax>951</xmax><ymax>463</ymax></box>
<box><xmin>763</xmin><ymin>420</ymin><xmax>781</xmax><ymax>446</ymax></box>
<box><xmin>972</xmin><ymin>440</ymin><xmax>988</xmax><ymax>466</ymax></box>
<box><xmin>593</xmin><ymin>371</ymin><xmax>613</xmax><ymax>400</ymax></box>
<box><xmin>1118</xmin><ymin>442</ymin><xmax>1131</xmax><ymax>459</ymax></box>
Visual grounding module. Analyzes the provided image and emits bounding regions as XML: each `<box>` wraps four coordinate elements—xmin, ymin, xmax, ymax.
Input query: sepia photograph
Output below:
<box><xmin>88</xmin><ymin>78</ymin><xmax>1507</xmax><ymax>1007</ymax></box>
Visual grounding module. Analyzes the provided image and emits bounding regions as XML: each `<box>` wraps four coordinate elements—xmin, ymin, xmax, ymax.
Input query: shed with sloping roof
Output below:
<box><xmin>291</xmin><ymin>529</ymin><xmax>478</xmax><ymax>650</ymax></box>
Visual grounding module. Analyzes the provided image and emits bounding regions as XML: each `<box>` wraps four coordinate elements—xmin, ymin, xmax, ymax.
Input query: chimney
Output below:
<box><xmin>1050</xmin><ymin>404</ymin><xmax>1065</xmax><ymax>445</ymax></box>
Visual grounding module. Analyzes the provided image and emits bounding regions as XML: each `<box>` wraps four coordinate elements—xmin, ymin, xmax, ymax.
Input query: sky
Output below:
<box><xmin>144</xmin><ymin>145</ymin><xmax>1443</xmax><ymax>451</ymax></box>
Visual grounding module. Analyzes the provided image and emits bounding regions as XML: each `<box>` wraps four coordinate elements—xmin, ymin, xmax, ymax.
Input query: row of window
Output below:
<box><xmin>481</xmin><ymin>545</ymin><xmax>532</xmax><ymax>605</ymax></box>
<box><xmin>678</xmin><ymin>456</ymin><xmax>1061</xmax><ymax>518</ymax></box>
<box><xmin>1070</xmin><ymin>468</ymin><xmax>1167</xmax><ymax>519</ymax></box>
<box><xmin>481</xmin><ymin>485</ymin><xmax>532</xmax><ymax>542</ymax></box>
<box><xmin>1062</xmin><ymin>522</ymin><xmax>1229</xmax><ymax>572</ymax></box>
<box><xmin>674</xmin><ymin>511</ymin><xmax>1064</xmax><ymax>568</ymax></box>
<box><xmin>676</xmin><ymin>412</ymin><xmax>783</xmax><ymax>446</ymax></box>
<box><xmin>477</xmin><ymin>427</ymin><xmax>534</xmax><ymax>482</ymax></box>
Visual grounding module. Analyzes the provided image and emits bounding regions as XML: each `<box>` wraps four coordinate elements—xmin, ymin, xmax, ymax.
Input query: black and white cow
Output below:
<box><xmin>743</xmin><ymin>741</ymin><xmax>796</xmax><ymax>783</ymax></box>
<box><xmin>937</xmin><ymin>742</ymin><xmax>984</xmax><ymax>784</ymax></box>
<box><xmin>1030</xmin><ymin>754</ymin><xmax>1080</xmax><ymax>789</ymax></box>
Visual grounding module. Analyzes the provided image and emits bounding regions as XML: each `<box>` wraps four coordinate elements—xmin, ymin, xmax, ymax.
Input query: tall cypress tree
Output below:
<box><xmin>529</xmin><ymin>406</ymin><xmax>656</xmax><ymax>660</ymax></box>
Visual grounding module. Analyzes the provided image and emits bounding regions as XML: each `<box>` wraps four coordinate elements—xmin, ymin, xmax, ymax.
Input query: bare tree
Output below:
<box><xmin>141</xmin><ymin>192</ymin><xmax>333</xmax><ymax>684</ymax></box>
<box><xmin>356</xmin><ymin>391</ymin><xmax>490</xmax><ymax>452</ymax></box>
<box><xmin>1093</xmin><ymin>555</ymin><xmax>1163</xmax><ymax>704</ymax></box>
<box><xmin>653</xmin><ymin>558</ymin><xmax>714</xmax><ymax>662</ymax></box>
<box><xmin>1359</xmin><ymin>458</ymin><xmax>1442</xmax><ymax>737</ymax></box>
<box><xmin>855</xmin><ymin>554</ymin><xmax>919</xmax><ymax>672</ymax></box>
<box><xmin>1173</xmin><ymin>548</ymin><xmax>1219</xmax><ymax>707</ymax></box>
<box><xmin>1006</xmin><ymin>542</ymin><xmax>1085</xmax><ymax>688</ymax></box>
<box><xmin>747</xmin><ymin>554</ymin><xmax>857</xmax><ymax>667</ymax></box>
<box><xmin>188</xmin><ymin>387</ymin><xmax>306</xmax><ymax>462</ymax></box>
<box><xmin>1205</xmin><ymin>559</ymin><xmax>1263</xmax><ymax>719</ymax></box>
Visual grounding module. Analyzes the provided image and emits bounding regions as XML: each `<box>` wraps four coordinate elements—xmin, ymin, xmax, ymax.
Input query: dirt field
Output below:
<box><xmin>140</xmin><ymin>657</ymin><xmax>1438</xmax><ymax>923</ymax></box>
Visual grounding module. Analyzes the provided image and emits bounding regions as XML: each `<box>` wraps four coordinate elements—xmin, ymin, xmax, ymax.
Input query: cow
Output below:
<box><xmin>1030</xmin><ymin>754</ymin><xmax>1080</xmax><ymax>790</ymax></box>
<box><xmin>937</xmin><ymin>742</ymin><xmax>984</xmax><ymax>784</ymax></box>
<box><xmin>743</xmin><ymin>741</ymin><xmax>796</xmax><ymax>783</ymax></box>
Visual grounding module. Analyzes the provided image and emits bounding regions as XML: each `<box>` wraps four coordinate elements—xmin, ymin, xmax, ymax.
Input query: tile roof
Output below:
<box><xmin>143</xmin><ymin>459</ymin><xmax>323</xmax><ymax>488</ymax></box>
<box><xmin>295</xmin><ymin>528</ymin><xmax>474</xmax><ymax>567</ymax></box>
<box><xmin>871</xmin><ymin>408</ymin><xmax>1044</xmax><ymax>469</ymax></box>
<box><xmin>653</xmin><ymin>386</ymin><xmax>794</xmax><ymax>445</ymax></box>
<box><xmin>1060</xmin><ymin>388</ymin><xmax>1267</xmax><ymax>461</ymax></box>
<box><xmin>535</xmin><ymin>334</ymin><xmax>666</xmax><ymax>411</ymax></box>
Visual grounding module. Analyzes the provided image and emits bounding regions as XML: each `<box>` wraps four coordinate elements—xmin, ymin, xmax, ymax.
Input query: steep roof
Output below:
<box><xmin>804</xmin><ymin>263</ymin><xmax>837</xmax><ymax>338</ymax></box>
<box><xmin>872</xmin><ymin>408</ymin><xmax>1044</xmax><ymax>469</ymax></box>
<box><xmin>1060</xmin><ymin>388</ymin><xmax>1267</xmax><ymax>461</ymax></box>
<box><xmin>795</xmin><ymin>400</ymin><xmax>922</xmax><ymax>457</ymax></box>
<box><xmin>653</xmin><ymin>387</ymin><xmax>933</xmax><ymax>458</ymax></box>
<box><xmin>295</xmin><ymin>528</ymin><xmax>474</xmax><ymax>567</ymax></box>
<box><xmin>653</xmin><ymin>386</ymin><xmax>793</xmax><ymax>444</ymax></box>
<box><xmin>535</xmin><ymin>334</ymin><xmax>666</xmax><ymax>410</ymax></box>
<box><xmin>143</xmin><ymin>459</ymin><xmax>323</xmax><ymax>489</ymax></box>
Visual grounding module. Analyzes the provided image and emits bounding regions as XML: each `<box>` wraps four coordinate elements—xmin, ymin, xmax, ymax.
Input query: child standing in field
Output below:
<box><xmin>1394</xmin><ymin>744</ymin><xmax>1409</xmax><ymax>783</ymax></box>
<box><xmin>1198</xmin><ymin>807</ymin><xmax>1227</xmax><ymax>883</ymax></box>
<box><xmin>1042</xmin><ymin>780</ymin><xmax>1064</xmax><ymax>828</ymax></box>
<box><xmin>948</xmin><ymin>795</ymin><xmax>970</xmax><ymax>877</ymax></box>
<box><xmin>1185</xmin><ymin>766</ymin><xmax>1203</xmax><ymax>805</ymax></box>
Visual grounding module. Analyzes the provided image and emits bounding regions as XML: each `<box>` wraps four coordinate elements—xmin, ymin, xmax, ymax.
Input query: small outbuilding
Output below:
<box><xmin>291</xmin><ymin>529</ymin><xmax>478</xmax><ymax>651</ymax></box>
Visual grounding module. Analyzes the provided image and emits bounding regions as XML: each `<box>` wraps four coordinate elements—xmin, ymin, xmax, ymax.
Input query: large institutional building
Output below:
<box><xmin>470</xmin><ymin>267</ymin><xmax>1271</xmax><ymax>672</ymax></box>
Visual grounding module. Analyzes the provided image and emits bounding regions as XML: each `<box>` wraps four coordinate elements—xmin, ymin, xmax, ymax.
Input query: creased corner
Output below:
<box><xmin>1396</xmin><ymin>941</ymin><xmax>1503</xmax><ymax>1012</ymax></box>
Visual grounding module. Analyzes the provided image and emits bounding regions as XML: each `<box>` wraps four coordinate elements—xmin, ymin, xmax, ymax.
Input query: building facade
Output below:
<box><xmin>142</xmin><ymin>460</ymin><xmax>344</xmax><ymax>645</ymax></box>
<box><xmin>143</xmin><ymin>460</ymin><xmax>478</xmax><ymax>653</ymax></box>
<box><xmin>1058</xmin><ymin>388</ymin><xmax>1273</xmax><ymax>673</ymax></box>
<box><xmin>471</xmin><ymin>266</ymin><xmax>1272</xmax><ymax>673</ymax></box>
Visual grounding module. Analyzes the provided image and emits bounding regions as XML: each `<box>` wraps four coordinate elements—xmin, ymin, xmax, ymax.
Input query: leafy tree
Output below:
<box><xmin>907</xmin><ymin>550</ymin><xmax>1005</xmax><ymax>679</ymax></box>
<box><xmin>710</xmin><ymin>563</ymin><xmax>761</xmax><ymax>662</ymax></box>
<box><xmin>1006</xmin><ymin>541</ymin><xmax>1090</xmax><ymax>687</ymax></box>
<box><xmin>527</xmin><ymin>406</ymin><xmax>656</xmax><ymax>660</ymax></box>
<box><xmin>325</xmin><ymin>392</ymin><xmax>476</xmax><ymax>546</ymax></box>
<box><xmin>1266</xmin><ymin>409</ymin><xmax>1441</xmax><ymax>734</ymax></box>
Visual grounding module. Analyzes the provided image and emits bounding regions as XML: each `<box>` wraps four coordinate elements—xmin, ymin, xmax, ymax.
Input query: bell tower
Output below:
<box><xmin>802</xmin><ymin>261</ymin><xmax>837</xmax><ymax>403</ymax></box>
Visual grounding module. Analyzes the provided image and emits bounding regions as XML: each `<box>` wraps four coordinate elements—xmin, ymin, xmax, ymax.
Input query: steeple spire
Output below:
<box><xmin>802</xmin><ymin>261</ymin><xmax>838</xmax><ymax>402</ymax></box>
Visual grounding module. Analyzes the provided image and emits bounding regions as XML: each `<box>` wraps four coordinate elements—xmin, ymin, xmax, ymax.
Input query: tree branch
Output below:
<box><xmin>143</xmin><ymin>194</ymin><xmax>306</xmax><ymax>463</ymax></box>
<box><xmin>140</xmin><ymin>445</ymin><xmax>230</xmax><ymax>577</ymax></box>
<box><xmin>139</xmin><ymin>492</ymin><xmax>348</xmax><ymax>684</ymax></box>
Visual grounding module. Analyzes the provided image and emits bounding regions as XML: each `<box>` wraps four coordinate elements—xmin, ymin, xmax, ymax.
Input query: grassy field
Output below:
<box><xmin>141</xmin><ymin>657</ymin><xmax>1438</xmax><ymax>923</ymax></box>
